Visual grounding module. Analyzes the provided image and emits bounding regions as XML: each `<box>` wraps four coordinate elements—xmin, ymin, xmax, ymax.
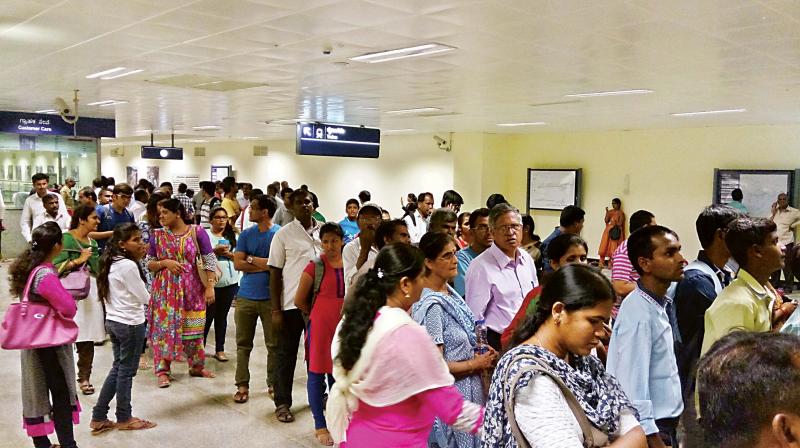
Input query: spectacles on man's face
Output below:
<box><xmin>495</xmin><ymin>223</ymin><xmax>522</xmax><ymax>234</ymax></box>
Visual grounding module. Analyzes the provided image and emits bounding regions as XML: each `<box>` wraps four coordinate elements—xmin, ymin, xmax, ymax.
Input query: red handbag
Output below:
<box><xmin>0</xmin><ymin>266</ymin><xmax>79</xmax><ymax>350</ymax></box>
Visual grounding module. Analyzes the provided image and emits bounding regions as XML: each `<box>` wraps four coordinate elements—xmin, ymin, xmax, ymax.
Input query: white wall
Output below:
<box><xmin>101</xmin><ymin>134</ymin><xmax>463</xmax><ymax>220</ymax></box>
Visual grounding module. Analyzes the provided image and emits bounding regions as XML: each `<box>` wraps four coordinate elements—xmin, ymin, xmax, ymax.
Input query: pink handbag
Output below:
<box><xmin>0</xmin><ymin>266</ymin><xmax>79</xmax><ymax>350</ymax></box>
<box><xmin>60</xmin><ymin>265</ymin><xmax>90</xmax><ymax>300</ymax></box>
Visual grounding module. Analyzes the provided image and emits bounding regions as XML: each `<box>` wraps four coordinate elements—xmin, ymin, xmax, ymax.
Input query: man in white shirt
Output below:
<box><xmin>770</xmin><ymin>192</ymin><xmax>800</xmax><ymax>292</ymax></box>
<box><xmin>31</xmin><ymin>193</ymin><xmax>71</xmax><ymax>235</ymax></box>
<box><xmin>21</xmin><ymin>173</ymin><xmax>68</xmax><ymax>243</ymax></box>
<box><xmin>404</xmin><ymin>192</ymin><xmax>434</xmax><ymax>245</ymax></box>
<box><xmin>273</xmin><ymin>187</ymin><xmax>295</xmax><ymax>227</ymax></box>
<box><xmin>127</xmin><ymin>189</ymin><xmax>148</xmax><ymax>223</ymax></box>
<box><xmin>268</xmin><ymin>189</ymin><xmax>321</xmax><ymax>423</ymax></box>
<box><xmin>342</xmin><ymin>202</ymin><xmax>382</xmax><ymax>290</ymax></box>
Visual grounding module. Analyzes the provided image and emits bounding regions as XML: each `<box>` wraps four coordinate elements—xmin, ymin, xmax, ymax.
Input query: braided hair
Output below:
<box><xmin>336</xmin><ymin>243</ymin><xmax>424</xmax><ymax>371</ymax></box>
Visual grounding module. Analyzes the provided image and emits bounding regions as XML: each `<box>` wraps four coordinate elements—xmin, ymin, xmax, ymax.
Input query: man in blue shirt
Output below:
<box><xmin>454</xmin><ymin>207</ymin><xmax>492</xmax><ymax>296</ymax></box>
<box><xmin>232</xmin><ymin>194</ymin><xmax>280</xmax><ymax>404</ymax></box>
<box><xmin>673</xmin><ymin>205</ymin><xmax>739</xmax><ymax>445</ymax></box>
<box><xmin>607</xmin><ymin>225</ymin><xmax>687</xmax><ymax>448</ymax></box>
<box><xmin>540</xmin><ymin>205</ymin><xmax>585</xmax><ymax>272</ymax></box>
<box><xmin>94</xmin><ymin>183</ymin><xmax>135</xmax><ymax>253</ymax></box>
<box><xmin>338</xmin><ymin>198</ymin><xmax>360</xmax><ymax>245</ymax></box>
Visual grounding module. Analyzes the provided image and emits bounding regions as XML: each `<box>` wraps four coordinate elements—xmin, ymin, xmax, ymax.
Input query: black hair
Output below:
<box><xmin>627</xmin><ymin>225</ymin><xmax>679</xmax><ymax>275</ymax></box>
<box><xmin>31</xmin><ymin>172</ymin><xmax>49</xmax><ymax>183</ymax></box>
<box><xmin>222</xmin><ymin>177</ymin><xmax>236</xmax><ymax>194</ymax></box>
<box><xmin>546</xmin><ymin>233</ymin><xmax>588</xmax><ymax>263</ymax></box>
<box><xmin>250</xmin><ymin>188</ymin><xmax>263</xmax><ymax>197</ymax></box>
<box><xmin>358</xmin><ymin>190</ymin><xmax>371</xmax><ymax>203</ymax></box>
<box><xmin>145</xmin><ymin>192</ymin><xmax>167</xmax><ymax>228</ymax></box>
<box><xmin>522</xmin><ymin>214</ymin><xmax>535</xmax><ymax>239</ymax></box>
<box><xmin>107</xmin><ymin>177</ymin><xmax>116</xmax><ymax>186</ymax></box>
<box><xmin>441</xmin><ymin>189</ymin><xmax>464</xmax><ymax>207</ymax></box>
<box><xmin>419</xmin><ymin>231</ymin><xmax>456</xmax><ymax>263</ymax></box>
<box><xmin>559</xmin><ymin>205</ymin><xmax>585</xmax><ymax>228</ymax></box>
<box><xmin>725</xmin><ymin>217</ymin><xmax>777</xmax><ymax>267</ymax></box>
<box><xmin>309</xmin><ymin>191</ymin><xmax>320</xmax><ymax>209</ymax></box>
<box><xmin>69</xmin><ymin>204</ymin><xmax>96</xmax><ymax>230</ymax></box>
<box><xmin>376</xmin><ymin>219</ymin><xmax>408</xmax><ymax>249</ymax></box>
<box><xmin>97</xmin><ymin>223</ymin><xmax>145</xmax><ymax>303</ymax></box>
<box><xmin>9</xmin><ymin>222</ymin><xmax>63</xmax><ymax>298</ymax></box>
<box><xmin>267</xmin><ymin>183</ymin><xmax>279</xmax><ymax>196</ymax></box>
<box><xmin>201</xmin><ymin>181</ymin><xmax>216</xmax><ymax>196</ymax></box>
<box><xmin>468</xmin><ymin>207</ymin><xmax>490</xmax><ymax>229</ymax></box>
<box><xmin>92</xmin><ymin>177</ymin><xmax>103</xmax><ymax>188</ymax></box>
<box><xmin>486</xmin><ymin>193</ymin><xmax>507</xmax><ymax>209</ymax></box>
<box><xmin>320</xmin><ymin>222</ymin><xmax>345</xmax><ymax>240</ymax></box>
<box><xmin>337</xmin><ymin>244</ymin><xmax>424</xmax><ymax>371</ymax></box>
<box><xmin>696</xmin><ymin>205</ymin><xmax>741</xmax><ymax>249</ymax></box>
<box><xmin>42</xmin><ymin>193</ymin><xmax>58</xmax><ymax>204</ymax></box>
<box><xmin>178</xmin><ymin>183</ymin><xmax>188</xmax><ymax>193</ymax></box>
<box><xmin>457</xmin><ymin>212</ymin><xmax>470</xmax><ymax>227</ymax></box>
<box><xmin>417</xmin><ymin>192</ymin><xmax>433</xmax><ymax>203</ymax></box>
<box><xmin>136</xmin><ymin>178</ymin><xmax>152</xmax><ymax>191</ymax></box>
<box><xmin>79</xmin><ymin>187</ymin><xmax>97</xmax><ymax>203</ymax></box>
<box><xmin>134</xmin><ymin>189</ymin><xmax>148</xmax><ymax>203</ymax></box>
<box><xmin>250</xmin><ymin>194</ymin><xmax>278</xmax><ymax>219</ymax></box>
<box><xmin>280</xmin><ymin>187</ymin><xmax>294</xmax><ymax>199</ymax></box>
<box><xmin>698</xmin><ymin>331</ymin><xmax>800</xmax><ymax>448</ymax></box>
<box><xmin>612</xmin><ymin>197</ymin><xmax>621</xmax><ymax>206</ymax></box>
<box><xmin>112</xmin><ymin>183</ymin><xmax>134</xmax><ymax>196</ymax></box>
<box><xmin>429</xmin><ymin>208</ymin><xmax>458</xmax><ymax>232</ymax></box>
<box><xmin>731</xmin><ymin>188</ymin><xmax>743</xmax><ymax>201</ymax></box>
<box><xmin>289</xmin><ymin>188</ymin><xmax>310</xmax><ymax>204</ymax></box>
<box><xmin>489</xmin><ymin>203</ymin><xmax>520</xmax><ymax>228</ymax></box>
<box><xmin>346</xmin><ymin>198</ymin><xmax>360</xmax><ymax>208</ymax></box>
<box><xmin>209</xmin><ymin>206</ymin><xmax>237</xmax><ymax>249</ymax></box>
<box><xmin>160</xmin><ymin>181</ymin><xmax>173</xmax><ymax>189</ymax></box>
<box><xmin>512</xmin><ymin>264</ymin><xmax>614</xmax><ymax>347</ymax></box>
<box><xmin>407</xmin><ymin>193</ymin><xmax>417</xmax><ymax>203</ymax></box>
<box><xmin>158</xmin><ymin>197</ymin><xmax>185</xmax><ymax>222</ymax></box>
<box><xmin>629</xmin><ymin>210</ymin><xmax>655</xmax><ymax>233</ymax></box>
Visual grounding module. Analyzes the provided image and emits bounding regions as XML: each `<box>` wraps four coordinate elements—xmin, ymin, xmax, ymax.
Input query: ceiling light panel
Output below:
<box><xmin>565</xmin><ymin>89</ymin><xmax>654</xmax><ymax>98</ymax></box>
<box><xmin>350</xmin><ymin>43</ymin><xmax>456</xmax><ymax>63</ymax></box>
<box><xmin>385</xmin><ymin>107</ymin><xmax>442</xmax><ymax>115</ymax></box>
<box><xmin>671</xmin><ymin>109</ymin><xmax>747</xmax><ymax>117</ymax></box>
<box><xmin>86</xmin><ymin>67</ymin><xmax>127</xmax><ymax>79</ymax></box>
<box><xmin>100</xmin><ymin>69</ymin><xmax>144</xmax><ymax>80</ymax></box>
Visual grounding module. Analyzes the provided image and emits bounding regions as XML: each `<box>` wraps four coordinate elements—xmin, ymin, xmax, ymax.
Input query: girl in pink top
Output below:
<box><xmin>327</xmin><ymin>243</ymin><xmax>484</xmax><ymax>447</ymax></box>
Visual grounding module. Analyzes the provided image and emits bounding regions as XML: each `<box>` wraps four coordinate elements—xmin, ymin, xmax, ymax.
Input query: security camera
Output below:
<box><xmin>54</xmin><ymin>97</ymin><xmax>71</xmax><ymax>115</ymax></box>
<box><xmin>433</xmin><ymin>135</ymin><xmax>451</xmax><ymax>152</ymax></box>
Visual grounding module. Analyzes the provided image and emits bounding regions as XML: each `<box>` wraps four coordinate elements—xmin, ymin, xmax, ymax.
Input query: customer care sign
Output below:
<box><xmin>0</xmin><ymin>111</ymin><xmax>115</xmax><ymax>138</ymax></box>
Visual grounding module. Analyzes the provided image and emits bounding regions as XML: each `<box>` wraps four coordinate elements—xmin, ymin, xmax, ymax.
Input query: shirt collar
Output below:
<box><xmin>636</xmin><ymin>281</ymin><xmax>672</xmax><ymax>308</ymax></box>
<box><xmin>488</xmin><ymin>243</ymin><xmax>525</xmax><ymax>268</ymax></box>
<box><xmin>736</xmin><ymin>269</ymin><xmax>773</xmax><ymax>301</ymax></box>
<box><xmin>697</xmin><ymin>250</ymin><xmax>733</xmax><ymax>276</ymax></box>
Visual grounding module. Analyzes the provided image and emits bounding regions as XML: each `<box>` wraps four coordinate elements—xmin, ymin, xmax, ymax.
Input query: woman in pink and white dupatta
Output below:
<box><xmin>327</xmin><ymin>243</ymin><xmax>483</xmax><ymax>447</ymax></box>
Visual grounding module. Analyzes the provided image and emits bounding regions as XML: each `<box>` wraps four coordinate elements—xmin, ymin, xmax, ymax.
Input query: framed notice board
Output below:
<box><xmin>527</xmin><ymin>169</ymin><xmax>582</xmax><ymax>211</ymax></box>
<box><xmin>713</xmin><ymin>169</ymin><xmax>797</xmax><ymax>218</ymax></box>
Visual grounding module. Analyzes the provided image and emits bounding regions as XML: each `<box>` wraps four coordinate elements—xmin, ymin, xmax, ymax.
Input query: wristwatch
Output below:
<box><xmin>246</xmin><ymin>255</ymin><xmax>254</xmax><ymax>264</ymax></box>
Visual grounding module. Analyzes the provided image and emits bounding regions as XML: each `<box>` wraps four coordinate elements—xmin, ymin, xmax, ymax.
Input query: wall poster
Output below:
<box><xmin>146</xmin><ymin>166</ymin><xmax>159</xmax><ymax>186</ymax></box>
<box><xmin>126</xmin><ymin>166</ymin><xmax>138</xmax><ymax>186</ymax></box>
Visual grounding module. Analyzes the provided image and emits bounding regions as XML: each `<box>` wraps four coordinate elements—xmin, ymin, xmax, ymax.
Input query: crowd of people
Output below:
<box><xmin>8</xmin><ymin>171</ymin><xmax>800</xmax><ymax>448</ymax></box>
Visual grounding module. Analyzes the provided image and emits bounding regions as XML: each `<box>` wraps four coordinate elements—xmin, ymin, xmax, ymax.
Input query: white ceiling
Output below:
<box><xmin>2</xmin><ymin>0</ymin><xmax>800</xmax><ymax>141</ymax></box>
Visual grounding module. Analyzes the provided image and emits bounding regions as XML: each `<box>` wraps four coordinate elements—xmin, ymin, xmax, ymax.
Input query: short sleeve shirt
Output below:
<box><xmin>235</xmin><ymin>224</ymin><xmax>280</xmax><ymax>300</ymax></box>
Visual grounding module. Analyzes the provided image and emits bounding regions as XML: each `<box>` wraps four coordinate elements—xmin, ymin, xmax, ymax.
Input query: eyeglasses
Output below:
<box><xmin>495</xmin><ymin>224</ymin><xmax>522</xmax><ymax>233</ymax></box>
<box><xmin>213</xmin><ymin>215</ymin><xmax>228</xmax><ymax>220</ymax></box>
<box><xmin>437</xmin><ymin>251</ymin><xmax>456</xmax><ymax>261</ymax></box>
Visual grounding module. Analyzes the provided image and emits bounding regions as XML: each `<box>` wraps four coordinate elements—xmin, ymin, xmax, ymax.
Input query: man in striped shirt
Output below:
<box><xmin>612</xmin><ymin>210</ymin><xmax>657</xmax><ymax>299</ymax></box>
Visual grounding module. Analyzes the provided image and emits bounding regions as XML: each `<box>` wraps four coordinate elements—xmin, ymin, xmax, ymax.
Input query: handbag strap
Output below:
<box><xmin>503</xmin><ymin>353</ymin><xmax>596</xmax><ymax>448</ymax></box>
<box><xmin>21</xmin><ymin>266</ymin><xmax>47</xmax><ymax>304</ymax></box>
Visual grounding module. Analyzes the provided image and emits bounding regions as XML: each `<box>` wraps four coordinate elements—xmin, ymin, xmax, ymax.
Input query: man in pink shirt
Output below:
<box><xmin>612</xmin><ymin>210</ymin><xmax>657</xmax><ymax>299</ymax></box>
<box><xmin>465</xmin><ymin>203</ymin><xmax>539</xmax><ymax>350</ymax></box>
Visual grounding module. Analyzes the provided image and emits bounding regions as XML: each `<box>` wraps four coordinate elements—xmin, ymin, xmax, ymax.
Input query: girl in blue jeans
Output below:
<box><xmin>90</xmin><ymin>223</ymin><xmax>157</xmax><ymax>434</ymax></box>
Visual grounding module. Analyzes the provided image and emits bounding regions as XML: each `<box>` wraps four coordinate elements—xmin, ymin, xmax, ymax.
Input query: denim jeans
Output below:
<box><xmin>92</xmin><ymin>320</ymin><xmax>146</xmax><ymax>423</ymax></box>
<box><xmin>307</xmin><ymin>372</ymin><xmax>334</xmax><ymax>429</ymax></box>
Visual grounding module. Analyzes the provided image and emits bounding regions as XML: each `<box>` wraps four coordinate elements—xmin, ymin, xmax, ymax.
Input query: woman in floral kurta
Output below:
<box><xmin>145</xmin><ymin>198</ymin><xmax>217</xmax><ymax>387</ymax></box>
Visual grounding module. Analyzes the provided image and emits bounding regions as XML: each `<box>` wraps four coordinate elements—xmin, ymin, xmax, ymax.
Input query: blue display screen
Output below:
<box><xmin>296</xmin><ymin>123</ymin><xmax>380</xmax><ymax>158</ymax></box>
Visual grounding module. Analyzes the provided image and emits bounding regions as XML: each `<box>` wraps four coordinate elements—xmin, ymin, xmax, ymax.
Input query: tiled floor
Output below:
<box><xmin>0</xmin><ymin>261</ymin><xmax>321</xmax><ymax>448</ymax></box>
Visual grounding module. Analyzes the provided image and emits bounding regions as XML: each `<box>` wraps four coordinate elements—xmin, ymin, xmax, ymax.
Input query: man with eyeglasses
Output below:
<box><xmin>92</xmin><ymin>183</ymin><xmax>135</xmax><ymax>252</ymax></box>
<box><xmin>21</xmin><ymin>172</ymin><xmax>69</xmax><ymax>243</ymax></box>
<box><xmin>342</xmin><ymin>202</ymin><xmax>383</xmax><ymax>290</ymax></box>
<box><xmin>454</xmin><ymin>208</ymin><xmax>493</xmax><ymax>296</ymax></box>
<box><xmin>465</xmin><ymin>203</ymin><xmax>539</xmax><ymax>351</ymax></box>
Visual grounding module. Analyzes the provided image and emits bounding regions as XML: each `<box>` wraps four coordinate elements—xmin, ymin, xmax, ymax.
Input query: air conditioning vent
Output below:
<box><xmin>194</xmin><ymin>146</ymin><xmax>206</xmax><ymax>157</ymax></box>
<box><xmin>253</xmin><ymin>145</ymin><xmax>268</xmax><ymax>157</ymax></box>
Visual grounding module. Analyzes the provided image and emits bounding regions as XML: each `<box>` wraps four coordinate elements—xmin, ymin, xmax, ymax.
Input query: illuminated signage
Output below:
<box><xmin>0</xmin><ymin>111</ymin><xmax>115</xmax><ymax>138</ymax></box>
<box><xmin>296</xmin><ymin>123</ymin><xmax>380</xmax><ymax>158</ymax></box>
<box><xmin>141</xmin><ymin>146</ymin><xmax>183</xmax><ymax>160</ymax></box>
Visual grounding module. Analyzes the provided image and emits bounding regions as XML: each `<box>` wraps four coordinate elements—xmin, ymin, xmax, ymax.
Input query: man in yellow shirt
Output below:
<box><xmin>702</xmin><ymin>217</ymin><xmax>797</xmax><ymax>356</ymax></box>
<box><xmin>220</xmin><ymin>176</ymin><xmax>241</xmax><ymax>230</ymax></box>
<box><xmin>770</xmin><ymin>192</ymin><xmax>800</xmax><ymax>292</ymax></box>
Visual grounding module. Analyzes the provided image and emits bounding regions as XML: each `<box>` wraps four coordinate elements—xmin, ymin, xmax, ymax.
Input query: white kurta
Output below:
<box><xmin>73</xmin><ymin>278</ymin><xmax>106</xmax><ymax>342</ymax></box>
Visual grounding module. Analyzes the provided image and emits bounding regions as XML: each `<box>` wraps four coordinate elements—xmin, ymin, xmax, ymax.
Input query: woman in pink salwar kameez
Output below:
<box><xmin>327</xmin><ymin>243</ymin><xmax>484</xmax><ymax>447</ymax></box>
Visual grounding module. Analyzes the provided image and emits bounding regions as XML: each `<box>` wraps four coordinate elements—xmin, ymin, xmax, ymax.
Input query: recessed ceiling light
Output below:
<box><xmin>671</xmin><ymin>108</ymin><xmax>747</xmax><ymax>117</ymax></box>
<box><xmin>565</xmin><ymin>89</ymin><xmax>653</xmax><ymax>98</ymax></box>
<box><xmin>192</xmin><ymin>125</ymin><xmax>221</xmax><ymax>131</ymax></box>
<box><xmin>86</xmin><ymin>67</ymin><xmax>126</xmax><ymax>79</ymax></box>
<box><xmin>242</xmin><ymin>136</ymin><xmax>260</xmax><ymax>140</ymax></box>
<box><xmin>496</xmin><ymin>122</ymin><xmax>547</xmax><ymax>127</ymax></box>
<box><xmin>188</xmin><ymin>139</ymin><xmax>208</xmax><ymax>143</ymax></box>
<box><xmin>35</xmin><ymin>109</ymin><xmax>57</xmax><ymax>114</ymax></box>
<box><xmin>100</xmin><ymin>69</ymin><xmax>144</xmax><ymax>80</ymax></box>
<box><xmin>385</xmin><ymin>107</ymin><xmax>441</xmax><ymax>115</ymax></box>
<box><xmin>350</xmin><ymin>43</ymin><xmax>456</xmax><ymax>64</ymax></box>
<box><xmin>87</xmin><ymin>100</ymin><xmax>127</xmax><ymax>106</ymax></box>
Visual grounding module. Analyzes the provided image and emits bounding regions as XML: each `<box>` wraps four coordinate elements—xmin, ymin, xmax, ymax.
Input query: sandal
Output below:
<box><xmin>275</xmin><ymin>404</ymin><xmax>295</xmax><ymax>423</ymax></box>
<box><xmin>233</xmin><ymin>387</ymin><xmax>249</xmax><ymax>404</ymax></box>
<box><xmin>79</xmin><ymin>380</ymin><xmax>95</xmax><ymax>395</ymax></box>
<box><xmin>157</xmin><ymin>374</ymin><xmax>170</xmax><ymax>388</ymax></box>
<box><xmin>213</xmin><ymin>352</ymin><xmax>229</xmax><ymax>362</ymax></box>
<box><xmin>116</xmin><ymin>417</ymin><xmax>157</xmax><ymax>431</ymax></box>
<box><xmin>315</xmin><ymin>428</ymin><xmax>334</xmax><ymax>446</ymax></box>
<box><xmin>189</xmin><ymin>368</ymin><xmax>216</xmax><ymax>378</ymax></box>
<box><xmin>89</xmin><ymin>419</ymin><xmax>116</xmax><ymax>436</ymax></box>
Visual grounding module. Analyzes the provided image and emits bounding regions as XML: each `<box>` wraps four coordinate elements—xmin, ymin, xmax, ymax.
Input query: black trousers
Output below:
<box><xmin>204</xmin><ymin>284</ymin><xmax>238</xmax><ymax>352</ymax></box>
<box><xmin>32</xmin><ymin>346</ymin><xmax>77</xmax><ymax>448</ymax></box>
<box><xmin>656</xmin><ymin>416</ymin><xmax>680</xmax><ymax>448</ymax></box>
<box><xmin>771</xmin><ymin>242</ymin><xmax>795</xmax><ymax>291</ymax></box>
<box><xmin>487</xmin><ymin>329</ymin><xmax>502</xmax><ymax>352</ymax></box>
<box><xmin>274</xmin><ymin>309</ymin><xmax>305</xmax><ymax>408</ymax></box>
